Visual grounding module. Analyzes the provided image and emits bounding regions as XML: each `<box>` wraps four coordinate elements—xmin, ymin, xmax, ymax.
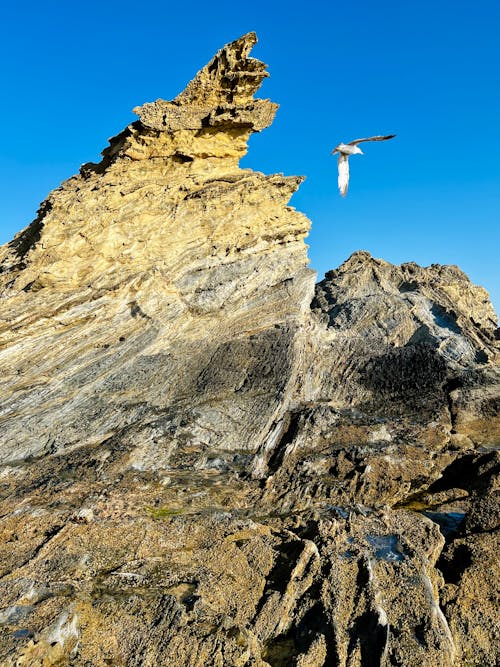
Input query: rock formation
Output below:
<box><xmin>0</xmin><ymin>33</ymin><xmax>498</xmax><ymax>666</ymax></box>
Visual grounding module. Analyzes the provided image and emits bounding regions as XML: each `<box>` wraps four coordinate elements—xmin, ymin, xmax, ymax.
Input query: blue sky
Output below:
<box><xmin>1</xmin><ymin>0</ymin><xmax>499</xmax><ymax>311</ymax></box>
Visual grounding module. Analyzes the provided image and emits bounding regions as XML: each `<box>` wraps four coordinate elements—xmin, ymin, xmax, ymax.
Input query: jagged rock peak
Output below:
<box><xmin>98</xmin><ymin>33</ymin><xmax>277</xmax><ymax>166</ymax></box>
<box><xmin>0</xmin><ymin>32</ymin><xmax>308</xmax><ymax>295</ymax></box>
<box><xmin>134</xmin><ymin>32</ymin><xmax>277</xmax><ymax>133</ymax></box>
<box><xmin>174</xmin><ymin>32</ymin><xmax>265</xmax><ymax>104</ymax></box>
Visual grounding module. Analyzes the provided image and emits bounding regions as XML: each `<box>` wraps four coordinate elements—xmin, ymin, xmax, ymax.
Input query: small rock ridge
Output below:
<box><xmin>316</xmin><ymin>250</ymin><xmax>499</xmax><ymax>364</ymax></box>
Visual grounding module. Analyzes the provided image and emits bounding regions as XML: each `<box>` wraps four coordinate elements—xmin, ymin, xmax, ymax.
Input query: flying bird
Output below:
<box><xmin>331</xmin><ymin>135</ymin><xmax>396</xmax><ymax>196</ymax></box>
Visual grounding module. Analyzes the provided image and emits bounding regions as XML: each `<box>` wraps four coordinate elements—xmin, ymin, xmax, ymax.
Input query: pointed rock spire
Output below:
<box><xmin>133</xmin><ymin>32</ymin><xmax>278</xmax><ymax>133</ymax></box>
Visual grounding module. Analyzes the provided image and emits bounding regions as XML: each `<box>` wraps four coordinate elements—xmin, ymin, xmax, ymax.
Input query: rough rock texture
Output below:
<box><xmin>0</xmin><ymin>33</ymin><xmax>499</xmax><ymax>667</ymax></box>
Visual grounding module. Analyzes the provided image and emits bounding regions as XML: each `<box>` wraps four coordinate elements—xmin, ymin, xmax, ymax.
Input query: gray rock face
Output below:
<box><xmin>0</xmin><ymin>34</ymin><xmax>499</xmax><ymax>667</ymax></box>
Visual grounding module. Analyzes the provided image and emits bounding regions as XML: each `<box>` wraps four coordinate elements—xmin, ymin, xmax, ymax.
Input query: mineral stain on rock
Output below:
<box><xmin>0</xmin><ymin>32</ymin><xmax>499</xmax><ymax>667</ymax></box>
<box><xmin>365</xmin><ymin>534</ymin><xmax>404</xmax><ymax>562</ymax></box>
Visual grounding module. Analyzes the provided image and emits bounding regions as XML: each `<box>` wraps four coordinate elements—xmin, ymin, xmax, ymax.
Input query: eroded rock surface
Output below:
<box><xmin>0</xmin><ymin>33</ymin><xmax>498</xmax><ymax>667</ymax></box>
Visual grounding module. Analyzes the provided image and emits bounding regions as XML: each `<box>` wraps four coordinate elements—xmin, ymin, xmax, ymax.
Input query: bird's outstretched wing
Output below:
<box><xmin>338</xmin><ymin>154</ymin><xmax>350</xmax><ymax>197</ymax></box>
<box><xmin>348</xmin><ymin>134</ymin><xmax>396</xmax><ymax>146</ymax></box>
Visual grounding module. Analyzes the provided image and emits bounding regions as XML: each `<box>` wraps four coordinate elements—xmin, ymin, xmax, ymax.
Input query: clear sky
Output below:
<box><xmin>1</xmin><ymin>0</ymin><xmax>499</xmax><ymax>312</ymax></box>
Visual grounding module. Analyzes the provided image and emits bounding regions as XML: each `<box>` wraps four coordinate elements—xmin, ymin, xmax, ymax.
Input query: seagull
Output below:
<box><xmin>331</xmin><ymin>135</ymin><xmax>396</xmax><ymax>196</ymax></box>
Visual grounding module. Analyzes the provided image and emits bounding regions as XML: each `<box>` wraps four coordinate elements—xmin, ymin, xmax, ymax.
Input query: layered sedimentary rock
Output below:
<box><xmin>0</xmin><ymin>32</ymin><xmax>313</xmax><ymax>471</ymax></box>
<box><xmin>0</xmin><ymin>33</ymin><xmax>499</xmax><ymax>667</ymax></box>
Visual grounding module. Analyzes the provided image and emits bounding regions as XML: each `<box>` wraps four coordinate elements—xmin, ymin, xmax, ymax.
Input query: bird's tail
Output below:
<box><xmin>337</xmin><ymin>154</ymin><xmax>349</xmax><ymax>197</ymax></box>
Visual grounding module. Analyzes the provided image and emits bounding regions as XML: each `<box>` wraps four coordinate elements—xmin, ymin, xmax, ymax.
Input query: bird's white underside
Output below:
<box><xmin>338</xmin><ymin>154</ymin><xmax>350</xmax><ymax>197</ymax></box>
